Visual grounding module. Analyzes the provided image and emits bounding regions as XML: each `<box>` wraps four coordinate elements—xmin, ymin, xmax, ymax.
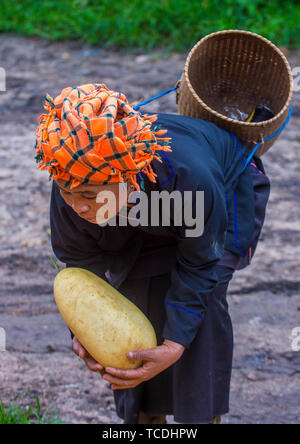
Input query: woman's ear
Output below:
<box><xmin>124</xmin><ymin>180</ymin><xmax>135</xmax><ymax>192</ymax></box>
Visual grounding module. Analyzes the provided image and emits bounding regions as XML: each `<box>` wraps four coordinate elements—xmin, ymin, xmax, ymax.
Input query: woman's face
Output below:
<box><xmin>56</xmin><ymin>179</ymin><xmax>133</xmax><ymax>224</ymax></box>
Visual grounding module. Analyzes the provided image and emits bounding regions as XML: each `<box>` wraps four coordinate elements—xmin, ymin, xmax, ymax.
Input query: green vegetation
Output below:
<box><xmin>0</xmin><ymin>0</ymin><xmax>299</xmax><ymax>51</ymax></box>
<box><xmin>0</xmin><ymin>393</ymin><xmax>64</xmax><ymax>424</ymax></box>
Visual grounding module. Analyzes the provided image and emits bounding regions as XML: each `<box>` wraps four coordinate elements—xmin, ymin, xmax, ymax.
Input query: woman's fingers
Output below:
<box><xmin>84</xmin><ymin>354</ymin><xmax>103</xmax><ymax>372</ymax></box>
<box><xmin>126</xmin><ymin>348</ymin><xmax>156</xmax><ymax>362</ymax></box>
<box><xmin>105</xmin><ymin>366</ymin><xmax>145</xmax><ymax>380</ymax></box>
<box><xmin>72</xmin><ymin>336</ymin><xmax>104</xmax><ymax>373</ymax></box>
<box><xmin>72</xmin><ymin>336</ymin><xmax>85</xmax><ymax>357</ymax></box>
<box><xmin>111</xmin><ymin>385</ymin><xmax>136</xmax><ymax>390</ymax></box>
<box><xmin>103</xmin><ymin>373</ymin><xmax>140</xmax><ymax>387</ymax></box>
<box><xmin>79</xmin><ymin>348</ymin><xmax>86</xmax><ymax>359</ymax></box>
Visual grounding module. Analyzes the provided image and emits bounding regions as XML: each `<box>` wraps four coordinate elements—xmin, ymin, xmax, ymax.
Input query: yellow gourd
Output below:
<box><xmin>54</xmin><ymin>268</ymin><xmax>157</xmax><ymax>369</ymax></box>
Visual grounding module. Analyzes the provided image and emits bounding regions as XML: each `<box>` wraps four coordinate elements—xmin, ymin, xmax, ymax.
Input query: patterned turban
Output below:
<box><xmin>35</xmin><ymin>83</ymin><xmax>172</xmax><ymax>191</ymax></box>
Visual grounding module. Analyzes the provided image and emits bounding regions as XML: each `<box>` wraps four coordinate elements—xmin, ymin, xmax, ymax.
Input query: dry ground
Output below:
<box><xmin>0</xmin><ymin>34</ymin><xmax>299</xmax><ymax>424</ymax></box>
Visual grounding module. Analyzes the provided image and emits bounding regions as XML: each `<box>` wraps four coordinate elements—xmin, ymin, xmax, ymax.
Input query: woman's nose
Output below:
<box><xmin>72</xmin><ymin>198</ymin><xmax>89</xmax><ymax>214</ymax></box>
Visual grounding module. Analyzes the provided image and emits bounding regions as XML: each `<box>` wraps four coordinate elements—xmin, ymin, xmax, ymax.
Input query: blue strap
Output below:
<box><xmin>132</xmin><ymin>75</ymin><xmax>293</xmax><ymax>172</ymax></box>
<box><xmin>132</xmin><ymin>73</ymin><xmax>182</xmax><ymax>111</ymax></box>
<box><xmin>240</xmin><ymin>103</ymin><xmax>293</xmax><ymax>174</ymax></box>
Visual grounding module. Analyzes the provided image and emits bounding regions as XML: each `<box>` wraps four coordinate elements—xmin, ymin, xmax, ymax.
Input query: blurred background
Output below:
<box><xmin>0</xmin><ymin>0</ymin><xmax>299</xmax><ymax>51</ymax></box>
<box><xmin>0</xmin><ymin>0</ymin><xmax>299</xmax><ymax>424</ymax></box>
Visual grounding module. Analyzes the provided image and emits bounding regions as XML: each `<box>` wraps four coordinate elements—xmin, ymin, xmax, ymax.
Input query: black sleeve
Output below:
<box><xmin>162</xmin><ymin>176</ymin><xmax>228</xmax><ymax>350</ymax></box>
<box><xmin>50</xmin><ymin>181</ymin><xmax>109</xmax><ymax>341</ymax></box>
<box><xmin>50</xmin><ymin>181</ymin><xmax>109</xmax><ymax>278</ymax></box>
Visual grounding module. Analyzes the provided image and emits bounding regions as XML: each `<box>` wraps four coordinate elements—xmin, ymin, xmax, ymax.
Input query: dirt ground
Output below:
<box><xmin>0</xmin><ymin>34</ymin><xmax>299</xmax><ymax>424</ymax></box>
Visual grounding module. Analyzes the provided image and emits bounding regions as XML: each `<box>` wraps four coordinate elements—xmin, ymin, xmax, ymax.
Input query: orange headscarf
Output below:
<box><xmin>35</xmin><ymin>83</ymin><xmax>172</xmax><ymax>191</ymax></box>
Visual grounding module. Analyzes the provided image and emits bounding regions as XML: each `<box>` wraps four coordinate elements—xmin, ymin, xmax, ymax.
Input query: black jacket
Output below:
<box><xmin>50</xmin><ymin>113</ymin><xmax>267</xmax><ymax>348</ymax></box>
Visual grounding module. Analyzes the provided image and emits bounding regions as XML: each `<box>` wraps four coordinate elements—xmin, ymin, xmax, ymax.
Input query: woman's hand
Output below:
<box><xmin>72</xmin><ymin>336</ymin><xmax>105</xmax><ymax>377</ymax></box>
<box><xmin>103</xmin><ymin>339</ymin><xmax>185</xmax><ymax>390</ymax></box>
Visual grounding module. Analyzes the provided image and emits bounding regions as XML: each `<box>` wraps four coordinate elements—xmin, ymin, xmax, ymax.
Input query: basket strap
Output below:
<box><xmin>132</xmin><ymin>73</ymin><xmax>182</xmax><ymax>111</ymax></box>
<box><xmin>240</xmin><ymin>103</ymin><xmax>293</xmax><ymax>174</ymax></box>
<box><xmin>132</xmin><ymin>79</ymin><xmax>293</xmax><ymax>176</ymax></box>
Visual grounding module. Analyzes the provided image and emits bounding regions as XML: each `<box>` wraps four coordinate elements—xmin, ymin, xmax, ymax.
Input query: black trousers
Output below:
<box><xmin>113</xmin><ymin>262</ymin><xmax>235</xmax><ymax>424</ymax></box>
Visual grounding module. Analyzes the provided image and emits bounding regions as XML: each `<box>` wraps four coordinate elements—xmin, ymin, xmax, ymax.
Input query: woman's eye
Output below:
<box><xmin>59</xmin><ymin>189</ymin><xmax>95</xmax><ymax>200</ymax></box>
<box><xmin>81</xmin><ymin>195</ymin><xmax>96</xmax><ymax>200</ymax></box>
<box><xmin>60</xmin><ymin>189</ymin><xmax>70</xmax><ymax>197</ymax></box>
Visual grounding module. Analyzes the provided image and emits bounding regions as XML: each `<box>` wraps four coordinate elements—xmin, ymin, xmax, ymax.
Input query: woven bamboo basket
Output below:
<box><xmin>176</xmin><ymin>30</ymin><xmax>293</xmax><ymax>156</ymax></box>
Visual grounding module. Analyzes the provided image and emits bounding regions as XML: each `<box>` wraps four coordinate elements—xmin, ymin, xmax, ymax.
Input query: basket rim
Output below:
<box><xmin>182</xmin><ymin>29</ymin><xmax>294</xmax><ymax>128</ymax></box>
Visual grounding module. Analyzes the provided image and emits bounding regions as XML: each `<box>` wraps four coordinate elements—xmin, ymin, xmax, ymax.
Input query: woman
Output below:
<box><xmin>35</xmin><ymin>82</ymin><xmax>270</xmax><ymax>424</ymax></box>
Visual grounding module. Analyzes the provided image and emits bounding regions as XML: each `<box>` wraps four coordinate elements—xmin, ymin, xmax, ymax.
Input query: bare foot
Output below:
<box><xmin>138</xmin><ymin>411</ymin><xmax>167</xmax><ymax>424</ymax></box>
<box><xmin>138</xmin><ymin>410</ymin><xmax>153</xmax><ymax>424</ymax></box>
